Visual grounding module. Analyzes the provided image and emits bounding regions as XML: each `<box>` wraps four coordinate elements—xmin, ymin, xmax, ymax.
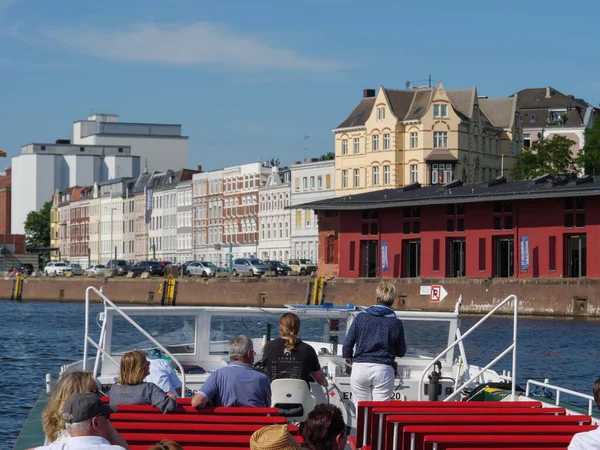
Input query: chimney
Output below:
<box><xmin>197</xmin><ymin>165</ymin><xmax>203</xmax><ymax>173</ymax></box>
<box><xmin>568</xmin><ymin>95</ymin><xmax>574</xmax><ymax>99</ymax></box>
<box><xmin>294</xmin><ymin>161</ymin><xmax>302</xmax><ymax>165</ymax></box>
<box><xmin>545</xmin><ymin>86</ymin><xmax>552</xmax><ymax>98</ymax></box>
<box><xmin>363</xmin><ymin>89</ymin><xmax>376</xmax><ymax>98</ymax></box>
<box><xmin>310</xmin><ymin>158</ymin><xmax>319</xmax><ymax>163</ymax></box>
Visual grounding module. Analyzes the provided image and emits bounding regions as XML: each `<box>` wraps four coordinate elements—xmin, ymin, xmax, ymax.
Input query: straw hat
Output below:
<box><xmin>250</xmin><ymin>424</ymin><xmax>301</xmax><ymax>450</ymax></box>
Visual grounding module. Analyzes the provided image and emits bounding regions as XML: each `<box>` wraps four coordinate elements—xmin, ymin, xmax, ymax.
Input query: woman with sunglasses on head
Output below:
<box><xmin>109</xmin><ymin>350</ymin><xmax>177</xmax><ymax>414</ymax></box>
<box><xmin>301</xmin><ymin>404</ymin><xmax>348</xmax><ymax>450</ymax></box>
<box><xmin>41</xmin><ymin>371</ymin><xmax>129</xmax><ymax>448</ymax></box>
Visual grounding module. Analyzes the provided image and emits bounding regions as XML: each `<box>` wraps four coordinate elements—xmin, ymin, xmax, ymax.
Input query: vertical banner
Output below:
<box><xmin>520</xmin><ymin>235</ymin><xmax>530</xmax><ymax>271</ymax></box>
<box><xmin>145</xmin><ymin>188</ymin><xmax>153</xmax><ymax>224</ymax></box>
<box><xmin>381</xmin><ymin>241</ymin><xmax>390</xmax><ymax>273</ymax></box>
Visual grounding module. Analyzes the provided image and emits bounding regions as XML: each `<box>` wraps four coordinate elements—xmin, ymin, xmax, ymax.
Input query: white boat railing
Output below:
<box><xmin>417</xmin><ymin>294</ymin><xmax>518</xmax><ymax>401</ymax></box>
<box><xmin>84</xmin><ymin>286</ymin><xmax>188</xmax><ymax>397</ymax></box>
<box><xmin>526</xmin><ymin>379</ymin><xmax>597</xmax><ymax>417</ymax></box>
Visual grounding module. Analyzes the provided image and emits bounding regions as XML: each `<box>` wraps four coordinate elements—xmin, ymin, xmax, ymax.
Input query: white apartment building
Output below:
<box><xmin>11</xmin><ymin>142</ymin><xmax>140</xmax><ymax>234</ymax></box>
<box><xmin>290</xmin><ymin>160</ymin><xmax>335</xmax><ymax>261</ymax></box>
<box><xmin>98</xmin><ymin>180</ymin><xmax>128</xmax><ymax>263</ymax></box>
<box><xmin>257</xmin><ymin>167</ymin><xmax>291</xmax><ymax>261</ymax></box>
<box><xmin>177</xmin><ymin>180</ymin><xmax>193</xmax><ymax>264</ymax></box>
<box><xmin>88</xmin><ymin>187</ymin><xmax>101</xmax><ymax>265</ymax></box>
<box><xmin>73</xmin><ymin>114</ymin><xmax>189</xmax><ymax>174</ymax></box>
<box><xmin>192</xmin><ymin>169</ymin><xmax>224</xmax><ymax>265</ymax></box>
<box><xmin>122</xmin><ymin>182</ymin><xmax>137</xmax><ymax>264</ymax></box>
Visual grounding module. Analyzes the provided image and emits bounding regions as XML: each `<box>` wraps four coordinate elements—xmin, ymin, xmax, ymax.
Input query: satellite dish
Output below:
<box><xmin>405</xmin><ymin>81</ymin><xmax>411</xmax><ymax>89</ymax></box>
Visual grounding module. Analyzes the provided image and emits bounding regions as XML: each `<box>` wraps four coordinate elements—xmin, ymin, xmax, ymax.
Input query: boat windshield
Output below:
<box><xmin>110</xmin><ymin>314</ymin><xmax>197</xmax><ymax>355</ymax></box>
<box><xmin>402</xmin><ymin>319</ymin><xmax>451</xmax><ymax>358</ymax></box>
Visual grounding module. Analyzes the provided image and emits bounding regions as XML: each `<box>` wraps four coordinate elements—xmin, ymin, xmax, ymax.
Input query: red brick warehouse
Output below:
<box><xmin>305</xmin><ymin>174</ymin><xmax>597</xmax><ymax>279</ymax></box>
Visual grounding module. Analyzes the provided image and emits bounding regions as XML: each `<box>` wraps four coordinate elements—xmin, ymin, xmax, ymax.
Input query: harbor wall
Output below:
<box><xmin>1</xmin><ymin>276</ymin><xmax>599</xmax><ymax>317</ymax></box>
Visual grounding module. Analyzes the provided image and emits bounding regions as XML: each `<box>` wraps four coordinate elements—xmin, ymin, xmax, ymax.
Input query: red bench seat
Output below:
<box><xmin>113</xmin><ymin>422</ymin><xmax>299</xmax><ymax>435</ymax></box>
<box><xmin>121</xmin><ymin>432</ymin><xmax>304</xmax><ymax>447</ymax></box>
<box><xmin>422</xmin><ymin>434</ymin><xmax>574</xmax><ymax>450</ymax></box>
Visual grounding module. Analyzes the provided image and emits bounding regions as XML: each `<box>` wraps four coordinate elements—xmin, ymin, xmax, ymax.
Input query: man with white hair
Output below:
<box><xmin>191</xmin><ymin>335</ymin><xmax>271</xmax><ymax>408</ymax></box>
<box><xmin>35</xmin><ymin>393</ymin><xmax>126</xmax><ymax>449</ymax></box>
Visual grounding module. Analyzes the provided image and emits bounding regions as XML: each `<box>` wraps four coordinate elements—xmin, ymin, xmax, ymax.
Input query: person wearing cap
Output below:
<box><xmin>34</xmin><ymin>393</ymin><xmax>126</xmax><ymax>449</ymax></box>
<box><xmin>568</xmin><ymin>376</ymin><xmax>600</xmax><ymax>449</ymax></box>
<box><xmin>250</xmin><ymin>424</ymin><xmax>302</xmax><ymax>450</ymax></box>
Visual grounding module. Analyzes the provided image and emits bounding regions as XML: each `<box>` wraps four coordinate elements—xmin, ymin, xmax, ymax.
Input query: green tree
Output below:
<box><xmin>577</xmin><ymin>115</ymin><xmax>600</xmax><ymax>175</ymax></box>
<box><xmin>319</xmin><ymin>152</ymin><xmax>335</xmax><ymax>161</ymax></box>
<box><xmin>513</xmin><ymin>135</ymin><xmax>576</xmax><ymax>180</ymax></box>
<box><xmin>24</xmin><ymin>200</ymin><xmax>52</xmax><ymax>250</ymax></box>
<box><xmin>269</xmin><ymin>157</ymin><xmax>280</xmax><ymax>167</ymax></box>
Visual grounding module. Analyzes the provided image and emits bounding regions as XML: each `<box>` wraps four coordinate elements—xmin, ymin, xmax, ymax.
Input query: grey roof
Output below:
<box><xmin>447</xmin><ymin>88</ymin><xmax>476</xmax><ymax>119</ymax></box>
<box><xmin>513</xmin><ymin>87</ymin><xmax>591</xmax><ymax>129</ymax></box>
<box><xmin>336</xmin><ymin>98</ymin><xmax>376</xmax><ymax>128</ymax></box>
<box><xmin>425</xmin><ymin>150</ymin><xmax>459</xmax><ymax>162</ymax></box>
<box><xmin>403</xmin><ymin>88</ymin><xmax>434</xmax><ymax>121</ymax></box>
<box><xmin>479</xmin><ymin>97</ymin><xmax>517</xmax><ymax>128</ymax></box>
<box><xmin>296</xmin><ymin>175</ymin><xmax>600</xmax><ymax>210</ymax></box>
<box><xmin>385</xmin><ymin>88</ymin><xmax>422</xmax><ymax>120</ymax></box>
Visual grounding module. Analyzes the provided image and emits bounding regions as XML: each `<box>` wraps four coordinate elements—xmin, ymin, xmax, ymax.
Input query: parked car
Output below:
<box><xmin>185</xmin><ymin>261</ymin><xmax>219</xmax><ymax>277</ymax></box>
<box><xmin>44</xmin><ymin>262</ymin><xmax>71</xmax><ymax>276</ymax></box>
<box><xmin>68</xmin><ymin>263</ymin><xmax>83</xmax><ymax>275</ymax></box>
<box><xmin>86</xmin><ymin>265</ymin><xmax>106</xmax><ymax>276</ymax></box>
<box><xmin>11</xmin><ymin>263</ymin><xmax>34</xmax><ymax>275</ymax></box>
<box><xmin>130</xmin><ymin>261</ymin><xmax>164</xmax><ymax>276</ymax></box>
<box><xmin>267</xmin><ymin>260</ymin><xmax>291</xmax><ymax>276</ymax></box>
<box><xmin>231</xmin><ymin>258</ymin><xmax>269</xmax><ymax>277</ymax></box>
<box><xmin>287</xmin><ymin>259</ymin><xmax>317</xmax><ymax>276</ymax></box>
<box><xmin>106</xmin><ymin>259</ymin><xmax>130</xmax><ymax>275</ymax></box>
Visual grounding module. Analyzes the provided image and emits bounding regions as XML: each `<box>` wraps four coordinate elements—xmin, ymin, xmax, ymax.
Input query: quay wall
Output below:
<box><xmin>1</xmin><ymin>276</ymin><xmax>600</xmax><ymax>317</ymax></box>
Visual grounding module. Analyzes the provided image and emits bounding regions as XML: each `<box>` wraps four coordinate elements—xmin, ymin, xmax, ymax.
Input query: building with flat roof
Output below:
<box><xmin>11</xmin><ymin>142</ymin><xmax>140</xmax><ymax>234</ymax></box>
<box><xmin>73</xmin><ymin>113</ymin><xmax>189</xmax><ymax>174</ymax></box>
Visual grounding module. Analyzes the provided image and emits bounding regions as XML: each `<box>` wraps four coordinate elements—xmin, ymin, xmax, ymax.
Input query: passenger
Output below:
<box><xmin>145</xmin><ymin>357</ymin><xmax>182</xmax><ymax>398</ymax></box>
<box><xmin>109</xmin><ymin>350</ymin><xmax>177</xmax><ymax>414</ymax></box>
<box><xmin>147</xmin><ymin>439</ymin><xmax>183</xmax><ymax>450</ymax></box>
<box><xmin>568</xmin><ymin>376</ymin><xmax>600</xmax><ymax>449</ymax></box>
<box><xmin>35</xmin><ymin>393</ymin><xmax>125</xmax><ymax>449</ymax></box>
<box><xmin>41</xmin><ymin>371</ymin><xmax>129</xmax><ymax>448</ymax></box>
<box><xmin>191</xmin><ymin>335</ymin><xmax>271</xmax><ymax>408</ymax></box>
<box><xmin>262</xmin><ymin>313</ymin><xmax>328</xmax><ymax>388</ymax></box>
<box><xmin>301</xmin><ymin>404</ymin><xmax>347</xmax><ymax>450</ymax></box>
<box><xmin>342</xmin><ymin>281</ymin><xmax>406</xmax><ymax>409</ymax></box>
<box><xmin>249</xmin><ymin>424</ymin><xmax>301</xmax><ymax>450</ymax></box>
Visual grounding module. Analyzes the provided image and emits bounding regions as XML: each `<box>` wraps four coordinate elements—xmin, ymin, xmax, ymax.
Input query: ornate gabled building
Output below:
<box><xmin>257</xmin><ymin>166</ymin><xmax>291</xmax><ymax>261</ymax></box>
<box><xmin>332</xmin><ymin>83</ymin><xmax>522</xmax><ymax>196</ymax></box>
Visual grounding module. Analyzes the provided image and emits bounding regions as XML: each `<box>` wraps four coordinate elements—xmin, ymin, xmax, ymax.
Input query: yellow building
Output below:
<box><xmin>333</xmin><ymin>83</ymin><xmax>522</xmax><ymax>196</ymax></box>
<box><xmin>50</xmin><ymin>190</ymin><xmax>60</xmax><ymax>261</ymax></box>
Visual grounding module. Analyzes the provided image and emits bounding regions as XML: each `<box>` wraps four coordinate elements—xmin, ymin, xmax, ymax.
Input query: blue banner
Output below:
<box><xmin>520</xmin><ymin>236</ymin><xmax>530</xmax><ymax>271</ymax></box>
<box><xmin>381</xmin><ymin>241</ymin><xmax>390</xmax><ymax>273</ymax></box>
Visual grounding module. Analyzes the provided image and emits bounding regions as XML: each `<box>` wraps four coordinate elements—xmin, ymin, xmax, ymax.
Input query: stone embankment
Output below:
<box><xmin>1</xmin><ymin>275</ymin><xmax>599</xmax><ymax>317</ymax></box>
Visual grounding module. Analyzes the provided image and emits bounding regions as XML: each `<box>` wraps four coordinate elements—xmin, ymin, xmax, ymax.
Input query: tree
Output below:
<box><xmin>319</xmin><ymin>152</ymin><xmax>335</xmax><ymax>161</ymax></box>
<box><xmin>24</xmin><ymin>200</ymin><xmax>52</xmax><ymax>250</ymax></box>
<box><xmin>577</xmin><ymin>115</ymin><xmax>600</xmax><ymax>175</ymax></box>
<box><xmin>513</xmin><ymin>135</ymin><xmax>576</xmax><ymax>180</ymax></box>
<box><xmin>268</xmin><ymin>157</ymin><xmax>280</xmax><ymax>167</ymax></box>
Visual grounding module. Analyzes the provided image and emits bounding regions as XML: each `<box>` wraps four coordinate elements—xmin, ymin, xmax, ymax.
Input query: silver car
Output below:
<box><xmin>231</xmin><ymin>258</ymin><xmax>269</xmax><ymax>276</ymax></box>
<box><xmin>86</xmin><ymin>265</ymin><xmax>106</xmax><ymax>276</ymax></box>
<box><xmin>68</xmin><ymin>263</ymin><xmax>83</xmax><ymax>275</ymax></box>
<box><xmin>44</xmin><ymin>262</ymin><xmax>71</xmax><ymax>276</ymax></box>
<box><xmin>185</xmin><ymin>261</ymin><xmax>219</xmax><ymax>277</ymax></box>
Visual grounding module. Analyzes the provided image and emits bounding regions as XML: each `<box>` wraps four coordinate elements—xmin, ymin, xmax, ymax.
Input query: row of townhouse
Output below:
<box><xmin>51</xmin><ymin>159</ymin><xmax>335</xmax><ymax>267</ymax></box>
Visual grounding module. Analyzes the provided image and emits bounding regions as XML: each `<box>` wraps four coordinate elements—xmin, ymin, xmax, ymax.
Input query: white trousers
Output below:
<box><xmin>350</xmin><ymin>362</ymin><xmax>395</xmax><ymax>410</ymax></box>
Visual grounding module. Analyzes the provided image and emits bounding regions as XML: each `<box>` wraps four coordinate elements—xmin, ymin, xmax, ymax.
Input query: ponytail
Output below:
<box><xmin>279</xmin><ymin>313</ymin><xmax>301</xmax><ymax>352</ymax></box>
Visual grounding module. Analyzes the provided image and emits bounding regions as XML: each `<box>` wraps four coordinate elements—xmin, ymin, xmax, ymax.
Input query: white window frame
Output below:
<box><xmin>383</xmin><ymin>133</ymin><xmax>390</xmax><ymax>150</ymax></box>
<box><xmin>410</xmin><ymin>164</ymin><xmax>418</xmax><ymax>183</ymax></box>
<box><xmin>372</xmin><ymin>166</ymin><xmax>379</xmax><ymax>186</ymax></box>
<box><xmin>303</xmin><ymin>177</ymin><xmax>308</xmax><ymax>190</ymax></box>
<box><xmin>377</xmin><ymin>107</ymin><xmax>385</xmax><ymax>121</ymax></box>
<box><xmin>433</xmin><ymin>132</ymin><xmax>447</xmax><ymax>148</ymax></box>
<box><xmin>310</xmin><ymin>176</ymin><xmax>315</xmax><ymax>189</ymax></box>
<box><xmin>353</xmin><ymin>138</ymin><xmax>360</xmax><ymax>154</ymax></box>
<box><xmin>410</xmin><ymin>132</ymin><xmax>418</xmax><ymax>149</ymax></box>
<box><xmin>342</xmin><ymin>139</ymin><xmax>348</xmax><ymax>155</ymax></box>
<box><xmin>383</xmin><ymin>165</ymin><xmax>390</xmax><ymax>185</ymax></box>
<box><xmin>342</xmin><ymin>170</ymin><xmax>348</xmax><ymax>188</ymax></box>
<box><xmin>434</xmin><ymin>104</ymin><xmax>440</xmax><ymax>118</ymax></box>
<box><xmin>441</xmin><ymin>104</ymin><xmax>448</xmax><ymax>118</ymax></box>
<box><xmin>523</xmin><ymin>134</ymin><xmax>531</xmax><ymax>148</ymax></box>
<box><xmin>353</xmin><ymin>168</ymin><xmax>360</xmax><ymax>188</ymax></box>
<box><xmin>372</xmin><ymin>134</ymin><xmax>379</xmax><ymax>152</ymax></box>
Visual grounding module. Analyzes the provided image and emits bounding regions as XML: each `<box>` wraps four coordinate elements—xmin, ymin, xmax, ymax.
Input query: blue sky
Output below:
<box><xmin>1</xmin><ymin>0</ymin><xmax>600</xmax><ymax>171</ymax></box>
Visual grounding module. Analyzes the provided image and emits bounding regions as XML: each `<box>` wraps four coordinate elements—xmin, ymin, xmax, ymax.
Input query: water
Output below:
<box><xmin>1</xmin><ymin>301</ymin><xmax>599</xmax><ymax>449</ymax></box>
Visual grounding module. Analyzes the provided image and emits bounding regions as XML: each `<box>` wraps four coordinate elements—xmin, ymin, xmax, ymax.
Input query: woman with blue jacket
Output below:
<box><xmin>342</xmin><ymin>281</ymin><xmax>406</xmax><ymax>408</ymax></box>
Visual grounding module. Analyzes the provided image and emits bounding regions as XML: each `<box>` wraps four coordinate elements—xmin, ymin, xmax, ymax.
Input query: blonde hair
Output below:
<box><xmin>376</xmin><ymin>281</ymin><xmax>396</xmax><ymax>307</ymax></box>
<box><xmin>147</xmin><ymin>439</ymin><xmax>184</xmax><ymax>450</ymax></box>
<box><xmin>42</xmin><ymin>371</ymin><xmax>96</xmax><ymax>443</ymax></box>
<box><xmin>119</xmin><ymin>350</ymin><xmax>148</xmax><ymax>385</ymax></box>
<box><xmin>280</xmin><ymin>313</ymin><xmax>301</xmax><ymax>352</ymax></box>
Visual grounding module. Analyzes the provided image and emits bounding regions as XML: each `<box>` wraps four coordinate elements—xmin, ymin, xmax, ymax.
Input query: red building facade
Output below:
<box><xmin>0</xmin><ymin>168</ymin><xmax>11</xmax><ymax>235</ymax></box>
<box><xmin>313</xmin><ymin>176</ymin><xmax>599</xmax><ymax>279</ymax></box>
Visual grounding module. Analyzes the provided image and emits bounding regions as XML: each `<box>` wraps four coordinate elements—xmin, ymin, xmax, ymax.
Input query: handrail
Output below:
<box><xmin>417</xmin><ymin>294</ymin><xmax>518</xmax><ymax>401</ymax></box>
<box><xmin>526</xmin><ymin>379</ymin><xmax>597</xmax><ymax>417</ymax></box>
<box><xmin>84</xmin><ymin>286</ymin><xmax>188</xmax><ymax>397</ymax></box>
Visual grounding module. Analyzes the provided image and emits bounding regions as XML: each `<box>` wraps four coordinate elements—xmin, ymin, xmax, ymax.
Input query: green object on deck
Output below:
<box><xmin>13</xmin><ymin>392</ymin><xmax>48</xmax><ymax>450</ymax></box>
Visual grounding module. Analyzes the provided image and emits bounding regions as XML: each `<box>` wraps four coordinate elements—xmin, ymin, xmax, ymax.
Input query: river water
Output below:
<box><xmin>1</xmin><ymin>301</ymin><xmax>599</xmax><ymax>449</ymax></box>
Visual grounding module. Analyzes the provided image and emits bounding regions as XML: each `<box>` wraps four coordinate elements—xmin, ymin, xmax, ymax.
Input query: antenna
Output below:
<box><xmin>303</xmin><ymin>135</ymin><xmax>310</xmax><ymax>162</ymax></box>
<box><xmin>405</xmin><ymin>81</ymin><xmax>411</xmax><ymax>89</ymax></box>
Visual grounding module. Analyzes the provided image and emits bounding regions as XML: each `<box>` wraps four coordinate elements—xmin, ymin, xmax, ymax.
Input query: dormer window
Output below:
<box><xmin>433</xmin><ymin>104</ymin><xmax>448</xmax><ymax>118</ymax></box>
<box><xmin>377</xmin><ymin>107</ymin><xmax>385</xmax><ymax>121</ymax></box>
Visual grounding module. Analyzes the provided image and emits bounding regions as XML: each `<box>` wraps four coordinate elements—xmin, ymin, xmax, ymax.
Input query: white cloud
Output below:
<box><xmin>35</xmin><ymin>22</ymin><xmax>350</xmax><ymax>72</ymax></box>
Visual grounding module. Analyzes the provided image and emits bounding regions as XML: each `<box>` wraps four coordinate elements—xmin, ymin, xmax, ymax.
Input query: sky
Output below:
<box><xmin>1</xmin><ymin>0</ymin><xmax>600</xmax><ymax>171</ymax></box>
